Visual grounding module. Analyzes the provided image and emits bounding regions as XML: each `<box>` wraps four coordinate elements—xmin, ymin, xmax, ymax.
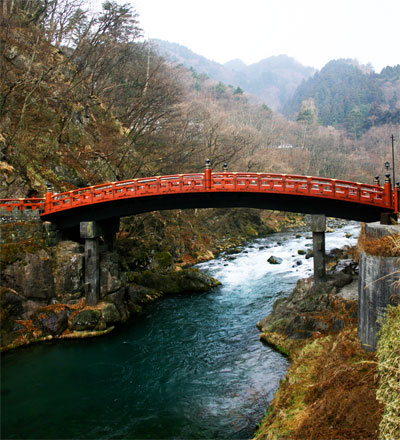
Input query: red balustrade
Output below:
<box><xmin>0</xmin><ymin>172</ymin><xmax>395</xmax><ymax>216</ymax></box>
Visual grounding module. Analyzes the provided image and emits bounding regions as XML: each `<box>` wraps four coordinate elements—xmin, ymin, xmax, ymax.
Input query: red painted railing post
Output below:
<box><xmin>383</xmin><ymin>173</ymin><xmax>392</xmax><ymax>207</ymax></box>
<box><xmin>45</xmin><ymin>183</ymin><xmax>53</xmax><ymax>214</ymax></box>
<box><xmin>395</xmin><ymin>186</ymin><xmax>399</xmax><ymax>213</ymax></box>
<box><xmin>204</xmin><ymin>159</ymin><xmax>212</xmax><ymax>190</ymax></box>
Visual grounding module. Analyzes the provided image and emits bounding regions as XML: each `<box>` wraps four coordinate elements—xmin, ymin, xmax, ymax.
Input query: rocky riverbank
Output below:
<box><xmin>254</xmin><ymin>246</ymin><xmax>383</xmax><ymax>440</ymax></box>
<box><xmin>0</xmin><ymin>208</ymin><xmax>305</xmax><ymax>351</ymax></box>
<box><xmin>0</xmin><ymin>239</ymin><xmax>220</xmax><ymax>351</ymax></box>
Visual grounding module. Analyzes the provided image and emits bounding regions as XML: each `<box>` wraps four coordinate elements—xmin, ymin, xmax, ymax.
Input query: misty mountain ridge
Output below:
<box><xmin>152</xmin><ymin>39</ymin><xmax>315</xmax><ymax>110</ymax></box>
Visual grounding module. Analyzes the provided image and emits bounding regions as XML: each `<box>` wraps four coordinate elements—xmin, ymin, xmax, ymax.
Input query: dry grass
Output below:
<box><xmin>376</xmin><ymin>305</ymin><xmax>400</xmax><ymax>440</ymax></box>
<box><xmin>254</xmin><ymin>328</ymin><xmax>382</xmax><ymax>440</ymax></box>
<box><xmin>358</xmin><ymin>224</ymin><xmax>400</xmax><ymax>257</ymax></box>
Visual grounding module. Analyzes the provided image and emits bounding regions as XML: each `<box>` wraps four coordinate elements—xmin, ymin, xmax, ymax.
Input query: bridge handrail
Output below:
<box><xmin>0</xmin><ymin>198</ymin><xmax>45</xmax><ymax>211</ymax></box>
<box><xmin>0</xmin><ymin>172</ymin><xmax>392</xmax><ymax>215</ymax></box>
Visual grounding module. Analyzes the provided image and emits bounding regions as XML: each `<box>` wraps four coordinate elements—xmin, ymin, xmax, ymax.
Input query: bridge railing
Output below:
<box><xmin>0</xmin><ymin>172</ymin><xmax>392</xmax><ymax>215</ymax></box>
<box><xmin>0</xmin><ymin>198</ymin><xmax>45</xmax><ymax>211</ymax></box>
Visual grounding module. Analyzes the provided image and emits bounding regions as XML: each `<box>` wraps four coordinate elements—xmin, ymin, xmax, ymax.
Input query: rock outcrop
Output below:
<box><xmin>257</xmin><ymin>248</ymin><xmax>359</xmax><ymax>351</ymax></box>
<box><xmin>0</xmin><ymin>237</ymin><xmax>220</xmax><ymax>351</ymax></box>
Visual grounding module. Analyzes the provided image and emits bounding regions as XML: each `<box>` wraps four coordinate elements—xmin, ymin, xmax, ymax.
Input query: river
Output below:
<box><xmin>1</xmin><ymin>221</ymin><xmax>359</xmax><ymax>439</ymax></box>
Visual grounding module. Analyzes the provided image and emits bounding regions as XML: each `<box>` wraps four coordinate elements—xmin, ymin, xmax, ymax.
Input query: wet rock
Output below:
<box><xmin>297</xmin><ymin>249</ymin><xmax>306</xmax><ymax>255</ymax></box>
<box><xmin>103</xmin><ymin>288</ymin><xmax>129</xmax><ymax>322</ymax></box>
<box><xmin>133</xmin><ymin>268</ymin><xmax>220</xmax><ymax>295</ymax></box>
<box><xmin>268</xmin><ymin>256</ymin><xmax>283</xmax><ymax>265</ymax></box>
<box><xmin>100</xmin><ymin>303</ymin><xmax>121</xmax><ymax>324</ymax></box>
<box><xmin>175</xmin><ymin>268</ymin><xmax>220</xmax><ymax>293</ymax></box>
<box><xmin>70</xmin><ymin>309</ymin><xmax>101</xmax><ymax>331</ymax></box>
<box><xmin>127</xmin><ymin>284</ymin><xmax>159</xmax><ymax>303</ymax></box>
<box><xmin>34</xmin><ymin>309</ymin><xmax>69</xmax><ymax>335</ymax></box>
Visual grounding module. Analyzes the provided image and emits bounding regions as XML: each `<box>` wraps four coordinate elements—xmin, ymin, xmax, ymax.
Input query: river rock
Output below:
<box><xmin>100</xmin><ymin>303</ymin><xmax>121</xmax><ymax>324</ymax></box>
<box><xmin>103</xmin><ymin>288</ymin><xmax>129</xmax><ymax>322</ymax></box>
<box><xmin>268</xmin><ymin>256</ymin><xmax>282</xmax><ymax>264</ymax></box>
<box><xmin>257</xmin><ymin>265</ymin><xmax>357</xmax><ymax>340</ymax></box>
<box><xmin>305</xmin><ymin>249</ymin><xmax>313</xmax><ymax>259</ymax></box>
<box><xmin>33</xmin><ymin>309</ymin><xmax>69</xmax><ymax>336</ymax></box>
<box><xmin>133</xmin><ymin>268</ymin><xmax>220</xmax><ymax>295</ymax></box>
<box><xmin>70</xmin><ymin>309</ymin><xmax>101</xmax><ymax>331</ymax></box>
<box><xmin>297</xmin><ymin>249</ymin><xmax>306</xmax><ymax>255</ymax></box>
<box><xmin>175</xmin><ymin>268</ymin><xmax>221</xmax><ymax>292</ymax></box>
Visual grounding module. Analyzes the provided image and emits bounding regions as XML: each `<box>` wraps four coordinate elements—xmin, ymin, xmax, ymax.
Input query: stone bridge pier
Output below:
<box><xmin>80</xmin><ymin>218</ymin><xmax>120</xmax><ymax>306</ymax></box>
<box><xmin>311</xmin><ymin>214</ymin><xmax>326</xmax><ymax>285</ymax></box>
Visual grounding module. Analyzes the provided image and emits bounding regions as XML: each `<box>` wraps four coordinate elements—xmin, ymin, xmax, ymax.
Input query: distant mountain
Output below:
<box><xmin>152</xmin><ymin>39</ymin><xmax>315</xmax><ymax>111</ymax></box>
<box><xmin>283</xmin><ymin>59</ymin><xmax>400</xmax><ymax>138</ymax></box>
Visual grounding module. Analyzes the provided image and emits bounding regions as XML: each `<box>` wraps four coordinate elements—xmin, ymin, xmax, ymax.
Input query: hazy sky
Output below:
<box><xmin>89</xmin><ymin>0</ymin><xmax>399</xmax><ymax>72</ymax></box>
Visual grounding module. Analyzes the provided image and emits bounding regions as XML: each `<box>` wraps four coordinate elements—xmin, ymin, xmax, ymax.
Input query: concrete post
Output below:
<box><xmin>358</xmin><ymin>223</ymin><xmax>400</xmax><ymax>351</ymax></box>
<box><xmin>80</xmin><ymin>221</ymin><xmax>100</xmax><ymax>306</ymax></box>
<box><xmin>311</xmin><ymin>214</ymin><xmax>326</xmax><ymax>285</ymax></box>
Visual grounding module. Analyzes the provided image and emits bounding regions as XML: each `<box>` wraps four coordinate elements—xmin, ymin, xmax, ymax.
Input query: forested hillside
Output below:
<box><xmin>284</xmin><ymin>59</ymin><xmax>400</xmax><ymax>138</ymax></box>
<box><xmin>153</xmin><ymin>39</ymin><xmax>315</xmax><ymax>111</ymax></box>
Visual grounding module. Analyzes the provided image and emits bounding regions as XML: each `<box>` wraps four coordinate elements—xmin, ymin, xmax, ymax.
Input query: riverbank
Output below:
<box><xmin>0</xmin><ymin>209</ymin><xmax>304</xmax><ymax>352</ymax></box>
<box><xmin>254</xmin><ymin>248</ymin><xmax>383</xmax><ymax>440</ymax></box>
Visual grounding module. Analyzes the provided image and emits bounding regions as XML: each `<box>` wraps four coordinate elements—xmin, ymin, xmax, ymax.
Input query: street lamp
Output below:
<box><xmin>391</xmin><ymin>135</ymin><xmax>396</xmax><ymax>190</ymax></box>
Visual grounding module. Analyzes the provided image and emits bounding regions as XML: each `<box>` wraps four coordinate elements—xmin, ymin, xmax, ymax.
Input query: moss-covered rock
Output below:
<box><xmin>70</xmin><ymin>309</ymin><xmax>102</xmax><ymax>331</ymax></box>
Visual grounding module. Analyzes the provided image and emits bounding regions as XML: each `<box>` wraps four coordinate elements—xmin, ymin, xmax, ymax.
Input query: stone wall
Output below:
<box><xmin>358</xmin><ymin>223</ymin><xmax>400</xmax><ymax>351</ymax></box>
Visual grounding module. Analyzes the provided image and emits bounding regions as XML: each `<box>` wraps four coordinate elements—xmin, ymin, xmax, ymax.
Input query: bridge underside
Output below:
<box><xmin>41</xmin><ymin>191</ymin><xmax>391</xmax><ymax>230</ymax></box>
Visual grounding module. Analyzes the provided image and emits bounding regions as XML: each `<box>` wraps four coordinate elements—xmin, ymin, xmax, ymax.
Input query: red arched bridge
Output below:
<box><xmin>1</xmin><ymin>170</ymin><xmax>398</xmax><ymax>228</ymax></box>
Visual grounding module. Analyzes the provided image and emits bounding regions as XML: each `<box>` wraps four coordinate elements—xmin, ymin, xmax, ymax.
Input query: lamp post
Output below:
<box><xmin>392</xmin><ymin>134</ymin><xmax>396</xmax><ymax>190</ymax></box>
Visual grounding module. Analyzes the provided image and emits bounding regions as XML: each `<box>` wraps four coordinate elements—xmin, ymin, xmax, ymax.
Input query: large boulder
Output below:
<box><xmin>268</xmin><ymin>256</ymin><xmax>283</xmax><ymax>265</ymax></box>
<box><xmin>70</xmin><ymin>309</ymin><xmax>102</xmax><ymax>331</ymax></box>
<box><xmin>99</xmin><ymin>302</ymin><xmax>121</xmax><ymax>324</ymax></box>
<box><xmin>132</xmin><ymin>268</ymin><xmax>220</xmax><ymax>295</ymax></box>
<box><xmin>174</xmin><ymin>268</ymin><xmax>221</xmax><ymax>293</ymax></box>
<box><xmin>33</xmin><ymin>309</ymin><xmax>69</xmax><ymax>336</ymax></box>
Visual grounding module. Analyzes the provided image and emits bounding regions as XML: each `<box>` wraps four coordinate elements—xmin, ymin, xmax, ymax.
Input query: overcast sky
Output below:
<box><xmin>89</xmin><ymin>0</ymin><xmax>399</xmax><ymax>72</ymax></box>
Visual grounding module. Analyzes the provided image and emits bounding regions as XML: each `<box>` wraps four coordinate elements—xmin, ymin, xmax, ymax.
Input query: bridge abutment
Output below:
<box><xmin>311</xmin><ymin>214</ymin><xmax>326</xmax><ymax>285</ymax></box>
<box><xmin>358</xmin><ymin>222</ymin><xmax>400</xmax><ymax>351</ymax></box>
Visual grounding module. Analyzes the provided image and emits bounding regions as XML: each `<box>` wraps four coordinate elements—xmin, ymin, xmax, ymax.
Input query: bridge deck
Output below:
<box><xmin>0</xmin><ymin>173</ymin><xmax>396</xmax><ymax>228</ymax></box>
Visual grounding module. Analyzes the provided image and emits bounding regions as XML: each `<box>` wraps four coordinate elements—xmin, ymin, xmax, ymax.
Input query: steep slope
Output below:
<box><xmin>283</xmin><ymin>59</ymin><xmax>400</xmax><ymax>138</ymax></box>
<box><xmin>0</xmin><ymin>17</ymin><xmax>129</xmax><ymax>198</ymax></box>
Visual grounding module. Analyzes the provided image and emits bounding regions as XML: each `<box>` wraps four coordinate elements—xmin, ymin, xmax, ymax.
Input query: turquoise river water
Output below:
<box><xmin>1</xmin><ymin>222</ymin><xmax>359</xmax><ymax>439</ymax></box>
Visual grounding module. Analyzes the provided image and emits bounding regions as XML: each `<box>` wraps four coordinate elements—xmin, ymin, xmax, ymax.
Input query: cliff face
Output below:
<box><xmin>0</xmin><ymin>222</ymin><xmax>220</xmax><ymax>351</ymax></box>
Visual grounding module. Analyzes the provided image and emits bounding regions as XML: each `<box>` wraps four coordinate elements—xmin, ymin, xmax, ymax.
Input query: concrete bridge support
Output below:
<box><xmin>311</xmin><ymin>214</ymin><xmax>326</xmax><ymax>285</ymax></box>
<box><xmin>80</xmin><ymin>218</ymin><xmax>120</xmax><ymax>306</ymax></box>
<box><xmin>358</xmin><ymin>223</ymin><xmax>400</xmax><ymax>351</ymax></box>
